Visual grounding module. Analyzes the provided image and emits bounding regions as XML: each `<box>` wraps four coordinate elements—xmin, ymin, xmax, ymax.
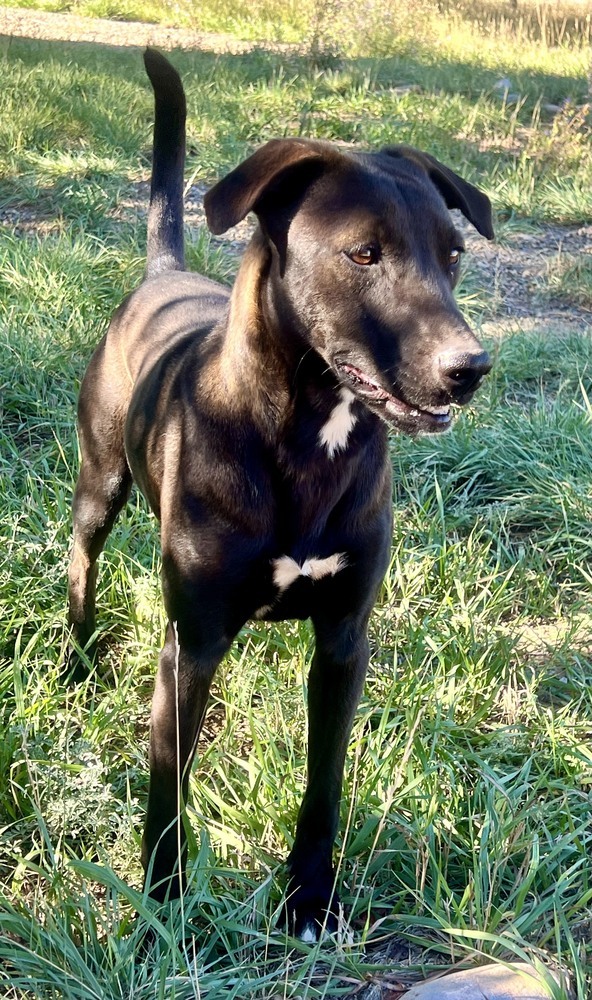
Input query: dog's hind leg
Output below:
<box><xmin>67</xmin><ymin>345</ymin><xmax>132</xmax><ymax>677</ymax></box>
<box><xmin>286</xmin><ymin>611</ymin><xmax>371</xmax><ymax>941</ymax></box>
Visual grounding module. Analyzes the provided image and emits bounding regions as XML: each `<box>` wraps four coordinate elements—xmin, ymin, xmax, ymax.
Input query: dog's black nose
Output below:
<box><xmin>438</xmin><ymin>349</ymin><xmax>491</xmax><ymax>398</ymax></box>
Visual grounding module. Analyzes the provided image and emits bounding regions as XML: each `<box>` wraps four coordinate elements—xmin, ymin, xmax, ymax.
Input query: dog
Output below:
<box><xmin>66</xmin><ymin>49</ymin><xmax>493</xmax><ymax>942</ymax></box>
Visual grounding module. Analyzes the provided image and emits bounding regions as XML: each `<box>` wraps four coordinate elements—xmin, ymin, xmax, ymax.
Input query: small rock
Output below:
<box><xmin>493</xmin><ymin>77</ymin><xmax>513</xmax><ymax>93</ymax></box>
<box><xmin>491</xmin><ymin>78</ymin><xmax>520</xmax><ymax>104</ymax></box>
<box><xmin>403</xmin><ymin>962</ymin><xmax>569</xmax><ymax>999</ymax></box>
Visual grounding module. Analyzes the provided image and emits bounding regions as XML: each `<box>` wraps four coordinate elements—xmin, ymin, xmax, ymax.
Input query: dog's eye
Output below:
<box><xmin>346</xmin><ymin>245</ymin><xmax>379</xmax><ymax>266</ymax></box>
<box><xmin>449</xmin><ymin>247</ymin><xmax>463</xmax><ymax>269</ymax></box>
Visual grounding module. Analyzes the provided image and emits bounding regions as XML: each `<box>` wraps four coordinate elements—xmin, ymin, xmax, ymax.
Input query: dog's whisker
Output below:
<box><xmin>291</xmin><ymin>347</ymin><xmax>314</xmax><ymax>386</ymax></box>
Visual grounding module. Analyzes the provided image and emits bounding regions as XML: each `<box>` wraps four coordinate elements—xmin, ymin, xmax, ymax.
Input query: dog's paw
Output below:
<box><xmin>61</xmin><ymin>643</ymin><xmax>96</xmax><ymax>684</ymax></box>
<box><xmin>282</xmin><ymin>872</ymin><xmax>340</xmax><ymax>943</ymax></box>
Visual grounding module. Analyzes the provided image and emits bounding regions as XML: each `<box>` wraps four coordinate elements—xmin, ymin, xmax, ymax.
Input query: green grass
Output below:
<box><xmin>1</xmin><ymin>31</ymin><xmax>591</xmax><ymax>223</ymax></box>
<box><xmin>1</xmin><ymin>14</ymin><xmax>591</xmax><ymax>1000</ymax></box>
<box><xmin>543</xmin><ymin>252</ymin><xmax>592</xmax><ymax>309</ymax></box>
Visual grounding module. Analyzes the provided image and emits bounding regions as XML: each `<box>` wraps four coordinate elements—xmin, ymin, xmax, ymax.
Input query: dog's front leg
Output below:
<box><xmin>286</xmin><ymin>613</ymin><xmax>370</xmax><ymax>941</ymax></box>
<box><xmin>141</xmin><ymin>619</ymin><xmax>230</xmax><ymax>903</ymax></box>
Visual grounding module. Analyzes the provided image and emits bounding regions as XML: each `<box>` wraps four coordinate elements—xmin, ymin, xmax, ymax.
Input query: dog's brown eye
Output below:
<box><xmin>449</xmin><ymin>248</ymin><xmax>463</xmax><ymax>268</ymax></box>
<box><xmin>347</xmin><ymin>246</ymin><xmax>378</xmax><ymax>266</ymax></box>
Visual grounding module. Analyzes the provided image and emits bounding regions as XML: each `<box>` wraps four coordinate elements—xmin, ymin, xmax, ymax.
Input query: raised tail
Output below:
<box><xmin>143</xmin><ymin>49</ymin><xmax>186</xmax><ymax>277</ymax></box>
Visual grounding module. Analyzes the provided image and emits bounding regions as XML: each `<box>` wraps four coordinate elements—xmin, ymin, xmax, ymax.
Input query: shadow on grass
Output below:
<box><xmin>0</xmin><ymin>31</ymin><xmax>587</xmax><ymax>208</ymax></box>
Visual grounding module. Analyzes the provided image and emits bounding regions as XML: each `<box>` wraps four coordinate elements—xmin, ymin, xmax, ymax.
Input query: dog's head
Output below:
<box><xmin>204</xmin><ymin>138</ymin><xmax>493</xmax><ymax>435</ymax></box>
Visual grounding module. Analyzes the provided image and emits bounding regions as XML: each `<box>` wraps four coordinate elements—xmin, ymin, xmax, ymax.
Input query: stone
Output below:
<box><xmin>403</xmin><ymin>962</ymin><xmax>569</xmax><ymax>999</ymax></box>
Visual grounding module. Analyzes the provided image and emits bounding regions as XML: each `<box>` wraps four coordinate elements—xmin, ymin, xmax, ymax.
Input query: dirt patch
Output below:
<box><xmin>114</xmin><ymin>179</ymin><xmax>257</xmax><ymax>259</ymax></box>
<box><xmin>0</xmin><ymin>203</ymin><xmax>65</xmax><ymax>236</ymax></box>
<box><xmin>464</xmin><ymin>220</ymin><xmax>592</xmax><ymax>334</ymax></box>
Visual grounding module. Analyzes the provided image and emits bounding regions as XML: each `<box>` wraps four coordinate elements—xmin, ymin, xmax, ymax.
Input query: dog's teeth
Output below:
<box><xmin>425</xmin><ymin>405</ymin><xmax>450</xmax><ymax>415</ymax></box>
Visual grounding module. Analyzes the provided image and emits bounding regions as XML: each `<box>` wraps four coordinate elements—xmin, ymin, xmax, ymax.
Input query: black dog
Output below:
<box><xmin>67</xmin><ymin>49</ymin><xmax>493</xmax><ymax>941</ymax></box>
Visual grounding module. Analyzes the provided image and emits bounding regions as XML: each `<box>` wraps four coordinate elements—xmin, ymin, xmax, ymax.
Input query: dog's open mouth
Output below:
<box><xmin>337</xmin><ymin>362</ymin><xmax>451</xmax><ymax>433</ymax></box>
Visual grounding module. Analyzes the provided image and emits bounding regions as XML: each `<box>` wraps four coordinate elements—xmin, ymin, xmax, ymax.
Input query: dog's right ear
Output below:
<box><xmin>379</xmin><ymin>145</ymin><xmax>494</xmax><ymax>240</ymax></box>
<box><xmin>204</xmin><ymin>138</ymin><xmax>336</xmax><ymax>235</ymax></box>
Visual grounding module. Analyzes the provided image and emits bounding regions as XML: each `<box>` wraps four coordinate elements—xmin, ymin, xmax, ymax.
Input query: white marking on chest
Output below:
<box><xmin>272</xmin><ymin>553</ymin><xmax>347</xmax><ymax>592</ymax></box>
<box><xmin>318</xmin><ymin>388</ymin><xmax>357</xmax><ymax>458</ymax></box>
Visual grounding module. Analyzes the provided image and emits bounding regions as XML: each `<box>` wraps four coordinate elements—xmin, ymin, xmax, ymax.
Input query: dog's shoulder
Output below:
<box><xmin>106</xmin><ymin>270</ymin><xmax>229</xmax><ymax>385</ymax></box>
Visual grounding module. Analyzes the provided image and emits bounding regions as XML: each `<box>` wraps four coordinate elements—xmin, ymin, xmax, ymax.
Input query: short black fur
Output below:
<box><xmin>67</xmin><ymin>49</ymin><xmax>493</xmax><ymax>941</ymax></box>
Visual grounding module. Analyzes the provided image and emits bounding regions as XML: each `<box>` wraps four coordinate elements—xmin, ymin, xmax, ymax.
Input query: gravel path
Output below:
<box><xmin>0</xmin><ymin>4</ymin><xmax>259</xmax><ymax>52</ymax></box>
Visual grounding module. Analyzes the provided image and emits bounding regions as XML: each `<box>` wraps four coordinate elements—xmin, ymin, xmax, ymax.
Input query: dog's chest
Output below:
<box><xmin>274</xmin><ymin>394</ymin><xmax>368</xmax><ymax>540</ymax></box>
<box><xmin>246</xmin><ymin>398</ymin><xmax>388</xmax><ymax>622</ymax></box>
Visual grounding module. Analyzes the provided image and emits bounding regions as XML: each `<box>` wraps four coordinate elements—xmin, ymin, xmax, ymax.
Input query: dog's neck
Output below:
<box><xmin>214</xmin><ymin>229</ymin><xmax>337</xmax><ymax>432</ymax></box>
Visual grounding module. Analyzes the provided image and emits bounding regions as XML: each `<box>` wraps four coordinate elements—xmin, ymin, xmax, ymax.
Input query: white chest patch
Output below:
<box><xmin>272</xmin><ymin>553</ymin><xmax>347</xmax><ymax>592</ymax></box>
<box><xmin>318</xmin><ymin>388</ymin><xmax>357</xmax><ymax>458</ymax></box>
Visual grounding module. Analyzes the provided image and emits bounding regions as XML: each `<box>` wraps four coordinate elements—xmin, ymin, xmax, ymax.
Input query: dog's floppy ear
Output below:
<box><xmin>204</xmin><ymin>138</ymin><xmax>336</xmax><ymax>235</ymax></box>
<box><xmin>380</xmin><ymin>145</ymin><xmax>494</xmax><ymax>240</ymax></box>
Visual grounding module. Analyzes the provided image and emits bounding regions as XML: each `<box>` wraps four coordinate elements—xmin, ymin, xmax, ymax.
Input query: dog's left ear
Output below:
<box><xmin>380</xmin><ymin>145</ymin><xmax>494</xmax><ymax>240</ymax></box>
<box><xmin>204</xmin><ymin>138</ymin><xmax>337</xmax><ymax>235</ymax></box>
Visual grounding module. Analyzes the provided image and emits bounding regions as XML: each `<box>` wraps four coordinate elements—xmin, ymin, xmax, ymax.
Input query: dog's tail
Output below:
<box><xmin>143</xmin><ymin>49</ymin><xmax>186</xmax><ymax>278</ymax></box>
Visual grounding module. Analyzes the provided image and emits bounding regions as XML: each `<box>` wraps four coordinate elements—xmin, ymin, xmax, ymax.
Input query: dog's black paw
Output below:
<box><xmin>282</xmin><ymin>869</ymin><xmax>340</xmax><ymax>943</ymax></box>
<box><xmin>61</xmin><ymin>642</ymin><xmax>96</xmax><ymax>684</ymax></box>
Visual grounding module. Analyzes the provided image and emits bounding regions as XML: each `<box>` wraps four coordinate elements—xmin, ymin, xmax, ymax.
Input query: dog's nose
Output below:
<box><xmin>438</xmin><ymin>348</ymin><xmax>491</xmax><ymax>398</ymax></box>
